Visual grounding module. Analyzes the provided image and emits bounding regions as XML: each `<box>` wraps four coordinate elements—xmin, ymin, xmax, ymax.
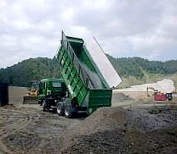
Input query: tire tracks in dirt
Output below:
<box><xmin>0</xmin><ymin>109</ymin><xmax>40</xmax><ymax>154</ymax></box>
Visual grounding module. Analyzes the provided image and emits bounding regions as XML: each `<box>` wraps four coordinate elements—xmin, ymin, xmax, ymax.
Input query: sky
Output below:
<box><xmin>0</xmin><ymin>0</ymin><xmax>177</xmax><ymax>68</ymax></box>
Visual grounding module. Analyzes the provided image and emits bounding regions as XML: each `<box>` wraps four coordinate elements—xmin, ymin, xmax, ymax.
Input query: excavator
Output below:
<box><xmin>23</xmin><ymin>80</ymin><xmax>39</xmax><ymax>104</ymax></box>
<box><xmin>147</xmin><ymin>86</ymin><xmax>172</xmax><ymax>101</ymax></box>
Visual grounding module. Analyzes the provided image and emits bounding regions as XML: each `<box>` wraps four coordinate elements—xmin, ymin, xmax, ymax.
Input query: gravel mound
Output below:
<box><xmin>61</xmin><ymin>107</ymin><xmax>128</xmax><ymax>154</ymax></box>
<box><xmin>61</xmin><ymin>106</ymin><xmax>177</xmax><ymax>154</ymax></box>
<box><xmin>127</xmin><ymin>106</ymin><xmax>177</xmax><ymax>132</ymax></box>
<box><xmin>112</xmin><ymin>92</ymin><xmax>133</xmax><ymax>103</ymax></box>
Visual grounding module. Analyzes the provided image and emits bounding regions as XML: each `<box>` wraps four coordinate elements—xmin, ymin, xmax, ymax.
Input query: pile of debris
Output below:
<box><xmin>60</xmin><ymin>106</ymin><xmax>177</xmax><ymax>154</ymax></box>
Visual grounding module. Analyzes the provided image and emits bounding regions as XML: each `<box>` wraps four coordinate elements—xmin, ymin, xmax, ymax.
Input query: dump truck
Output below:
<box><xmin>56</xmin><ymin>32</ymin><xmax>122</xmax><ymax>117</ymax></box>
<box><xmin>38</xmin><ymin>78</ymin><xmax>66</xmax><ymax>111</ymax></box>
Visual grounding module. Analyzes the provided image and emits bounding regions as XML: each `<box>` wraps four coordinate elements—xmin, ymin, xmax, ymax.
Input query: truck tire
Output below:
<box><xmin>38</xmin><ymin>99</ymin><xmax>43</xmax><ymax>106</ymax></box>
<box><xmin>42</xmin><ymin>100</ymin><xmax>48</xmax><ymax>112</ymax></box>
<box><xmin>43</xmin><ymin>106</ymin><xmax>47</xmax><ymax>112</ymax></box>
<box><xmin>64</xmin><ymin>105</ymin><xmax>72</xmax><ymax>118</ymax></box>
<box><xmin>57</xmin><ymin>102</ymin><xmax>64</xmax><ymax>116</ymax></box>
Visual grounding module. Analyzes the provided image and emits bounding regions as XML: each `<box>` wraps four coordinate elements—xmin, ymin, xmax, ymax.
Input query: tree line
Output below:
<box><xmin>0</xmin><ymin>55</ymin><xmax>176</xmax><ymax>87</ymax></box>
<box><xmin>107</xmin><ymin>55</ymin><xmax>177</xmax><ymax>79</ymax></box>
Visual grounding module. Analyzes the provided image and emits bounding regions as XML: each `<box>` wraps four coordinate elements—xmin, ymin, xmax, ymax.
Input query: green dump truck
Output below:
<box><xmin>56</xmin><ymin>32</ymin><xmax>122</xmax><ymax>117</ymax></box>
<box><xmin>38</xmin><ymin>78</ymin><xmax>66</xmax><ymax>111</ymax></box>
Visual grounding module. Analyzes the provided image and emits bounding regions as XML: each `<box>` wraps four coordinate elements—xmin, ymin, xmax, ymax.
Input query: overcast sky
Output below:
<box><xmin>0</xmin><ymin>0</ymin><xmax>177</xmax><ymax>68</ymax></box>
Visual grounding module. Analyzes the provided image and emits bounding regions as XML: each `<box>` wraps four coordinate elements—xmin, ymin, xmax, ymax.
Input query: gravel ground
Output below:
<box><xmin>127</xmin><ymin>106</ymin><xmax>177</xmax><ymax>131</ymax></box>
<box><xmin>1</xmin><ymin>86</ymin><xmax>177</xmax><ymax>154</ymax></box>
<box><xmin>0</xmin><ymin>104</ymin><xmax>82</xmax><ymax>154</ymax></box>
<box><xmin>1</xmin><ymin>104</ymin><xmax>177</xmax><ymax>154</ymax></box>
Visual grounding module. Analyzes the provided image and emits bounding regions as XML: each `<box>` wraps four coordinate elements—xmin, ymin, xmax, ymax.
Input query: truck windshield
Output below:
<box><xmin>52</xmin><ymin>82</ymin><xmax>61</xmax><ymax>87</ymax></box>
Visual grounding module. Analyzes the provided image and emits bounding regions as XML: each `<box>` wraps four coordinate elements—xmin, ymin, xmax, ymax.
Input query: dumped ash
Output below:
<box><xmin>127</xmin><ymin>106</ymin><xmax>177</xmax><ymax>132</ymax></box>
<box><xmin>61</xmin><ymin>106</ymin><xmax>177</xmax><ymax>154</ymax></box>
<box><xmin>60</xmin><ymin>107</ymin><xmax>129</xmax><ymax>154</ymax></box>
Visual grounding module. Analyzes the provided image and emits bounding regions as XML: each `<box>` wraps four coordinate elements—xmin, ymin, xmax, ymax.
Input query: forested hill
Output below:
<box><xmin>0</xmin><ymin>57</ymin><xmax>61</xmax><ymax>87</ymax></box>
<box><xmin>107</xmin><ymin>55</ymin><xmax>177</xmax><ymax>79</ymax></box>
<box><xmin>0</xmin><ymin>55</ymin><xmax>177</xmax><ymax>87</ymax></box>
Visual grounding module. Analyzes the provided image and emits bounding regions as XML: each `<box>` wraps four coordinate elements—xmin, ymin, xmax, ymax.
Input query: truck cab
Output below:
<box><xmin>38</xmin><ymin>78</ymin><xmax>66</xmax><ymax>111</ymax></box>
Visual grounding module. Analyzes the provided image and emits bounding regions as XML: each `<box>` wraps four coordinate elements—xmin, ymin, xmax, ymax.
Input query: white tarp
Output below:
<box><xmin>86</xmin><ymin>38</ymin><xmax>122</xmax><ymax>88</ymax></box>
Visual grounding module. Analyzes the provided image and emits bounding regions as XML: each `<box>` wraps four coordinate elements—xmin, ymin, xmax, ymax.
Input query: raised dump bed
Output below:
<box><xmin>57</xmin><ymin>32</ymin><xmax>121</xmax><ymax>116</ymax></box>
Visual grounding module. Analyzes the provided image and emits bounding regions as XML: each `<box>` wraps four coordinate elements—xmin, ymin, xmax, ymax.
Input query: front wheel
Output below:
<box><xmin>38</xmin><ymin>99</ymin><xmax>43</xmax><ymax>106</ymax></box>
<box><xmin>42</xmin><ymin>100</ymin><xmax>48</xmax><ymax>112</ymax></box>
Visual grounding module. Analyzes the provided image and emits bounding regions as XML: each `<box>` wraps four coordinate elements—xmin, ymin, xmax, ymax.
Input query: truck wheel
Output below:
<box><xmin>57</xmin><ymin>102</ymin><xmax>64</xmax><ymax>116</ymax></box>
<box><xmin>39</xmin><ymin>99</ymin><xmax>43</xmax><ymax>106</ymax></box>
<box><xmin>64</xmin><ymin>106</ymin><xmax>72</xmax><ymax>118</ymax></box>
<box><xmin>43</xmin><ymin>106</ymin><xmax>47</xmax><ymax>112</ymax></box>
<box><xmin>42</xmin><ymin>100</ymin><xmax>48</xmax><ymax>112</ymax></box>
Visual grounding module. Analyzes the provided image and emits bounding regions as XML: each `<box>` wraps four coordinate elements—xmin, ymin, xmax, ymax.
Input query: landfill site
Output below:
<box><xmin>0</xmin><ymin>82</ymin><xmax>177</xmax><ymax>154</ymax></box>
<box><xmin>0</xmin><ymin>33</ymin><xmax>177</xmax><ymax>154</ymax></box>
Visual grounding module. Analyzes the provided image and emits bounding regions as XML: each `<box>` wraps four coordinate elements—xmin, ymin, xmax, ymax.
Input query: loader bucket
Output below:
<box><xmin>23</xmin><ymin>95</ymin><xmax>38</xmax><ymax>104</ymax></box>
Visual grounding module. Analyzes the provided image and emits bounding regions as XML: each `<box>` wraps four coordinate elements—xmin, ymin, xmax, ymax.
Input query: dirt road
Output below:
<box><xmin>0</xmin><ymin>105</ymin><xmax>82</xmax><ymax>154</ymax></box>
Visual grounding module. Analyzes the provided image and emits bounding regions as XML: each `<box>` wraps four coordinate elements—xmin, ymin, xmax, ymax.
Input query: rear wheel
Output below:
<box><xmin>57</xmin><ymin>102</ymin><xmax>64</xmax><ymax>116</ymax></box>
<box><xmin>64</xmin><ymin>105</ymin><xmax>72</xmax><ymax>118</ymax></box>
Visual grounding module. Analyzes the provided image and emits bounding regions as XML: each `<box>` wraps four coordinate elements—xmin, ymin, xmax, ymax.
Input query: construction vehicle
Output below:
<box><xmin>38</xmin><ymin>78</ymin><xmax>67</xmax><ymax>111</ymax></box>
<box><xmin>147</xmin><ymin>86</ymin><xmax>172</xmax><ymax>101</ymax></box>
<box><xmin>23</xmin><ymin>80</ymin><xmax>39</xmax><ymax>104</ymax></box>
<box><xmin>55</xmin><ymin>32</ymin><xmax>122</xmax><ymax>117</ymax></box>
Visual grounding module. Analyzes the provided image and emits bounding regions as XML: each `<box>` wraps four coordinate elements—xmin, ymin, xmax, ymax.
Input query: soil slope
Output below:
<box><xmin>61</xmin><ymin>106</ymin><xmax>177</xmax><ymax>154</ymax></box>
